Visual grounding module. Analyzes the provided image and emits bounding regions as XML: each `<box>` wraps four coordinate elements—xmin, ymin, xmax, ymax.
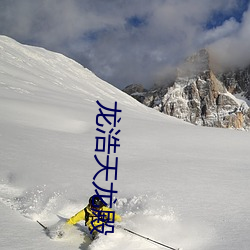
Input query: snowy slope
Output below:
<box><xmin>0</xmin><ymin>36</ymin><xmax>250</xmax><ymax>250</ymax></box>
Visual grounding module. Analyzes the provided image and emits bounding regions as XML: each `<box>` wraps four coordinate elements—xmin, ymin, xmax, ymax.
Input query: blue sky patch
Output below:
<box><xmin>126</xmin><ymin>15</ymin><xmax>147</xmax><ymax>28</ymax></box>
<box><xmin>206</xmin><ymin>0</ymin><xmax>249</xmax><ymax>29</ymax></box>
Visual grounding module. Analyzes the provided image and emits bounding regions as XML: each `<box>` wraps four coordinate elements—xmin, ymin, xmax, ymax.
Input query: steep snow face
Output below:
<box><xmin>0</xmin><ymin>36</ymin><xmax>250</xmax><ymax>250</ymax></box>
<box><xmin>0</xmin><ymin>35</ymin><xmax>145</xmax><ymax>117</ymax></box>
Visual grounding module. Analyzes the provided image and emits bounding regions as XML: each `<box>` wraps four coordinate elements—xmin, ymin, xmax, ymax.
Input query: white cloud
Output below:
<box><xmin>200</xmin><ymin>18</ymin><xmax>240</xmax><ymax>45</ymax></box>
<box><xmin>0</xmin><ymin>0</ymin><xmax>249</xmax><ymax>88</ymax></box>
<box><xmin>209</xmin><ymin>5</ymin><xmax>250</xmax><ymax>68</ymax></box>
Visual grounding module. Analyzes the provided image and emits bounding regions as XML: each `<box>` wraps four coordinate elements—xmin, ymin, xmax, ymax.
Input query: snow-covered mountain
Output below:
<box><xmin>217</xmin><ymin>65</ymin><xmax>250</xmax><ymax>100</ymax></box>
<box><xmin>1</xmin><ymin>36</ymin><xmax>250</xmax><ymax>250</ymax></box>
<box><xmin>124</xmin><ymin>49</ymin><xmax>250</xmax><ymax>130</ymax></box>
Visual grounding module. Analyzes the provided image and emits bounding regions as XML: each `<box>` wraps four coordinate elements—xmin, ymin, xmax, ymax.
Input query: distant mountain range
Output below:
<box><xmin>123</xmin><ymin>49</ymin><xmax>250</xmax><ymax>130</ymax></box>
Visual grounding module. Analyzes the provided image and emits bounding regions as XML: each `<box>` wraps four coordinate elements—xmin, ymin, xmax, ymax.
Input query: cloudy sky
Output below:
<box><xmin>0</xmin><ymin>0</ymin><xmax>249</xmax><ymax>89</ymax></box>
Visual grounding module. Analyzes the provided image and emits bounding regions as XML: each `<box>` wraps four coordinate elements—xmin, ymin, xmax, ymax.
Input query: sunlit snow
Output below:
<box><xmin>0</xmin><ymin>36</ymin><xmax>250</xmax><ymax>250</ymax></box>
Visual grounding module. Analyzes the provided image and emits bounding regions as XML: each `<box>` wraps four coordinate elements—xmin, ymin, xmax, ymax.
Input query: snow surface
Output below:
<box><xmin>0</xmin><ymin>35</ymin><xmax>250</xmax><ymax>250</ymax></box>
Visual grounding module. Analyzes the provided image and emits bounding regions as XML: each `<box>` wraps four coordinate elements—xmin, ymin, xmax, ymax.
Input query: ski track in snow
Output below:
<box><xmin>0</xmin><ymin>180</ymin><xmax>211</xmax><ymax>250</ymax></box>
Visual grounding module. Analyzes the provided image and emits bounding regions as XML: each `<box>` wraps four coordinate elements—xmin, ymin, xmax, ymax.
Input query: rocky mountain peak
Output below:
<box><xmin>123</xmin><ymin>49</ymin><xmax>250</xmax><ymax>130</ymax></box>
<box><xmin>177</xmin><ymin>48</ymin><xmax>210</xmax><ymax>78</ymax></box>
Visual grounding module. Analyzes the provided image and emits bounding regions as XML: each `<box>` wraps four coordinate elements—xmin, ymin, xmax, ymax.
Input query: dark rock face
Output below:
<box><xmin>122</xmin><ymin>84</ymin><xmax>147</xmax><ymax>103</ymax></box>
<box><xmin>218</xmin><ymin>66</ymin><xmax>250</xmax><ymax>99</ymax></box>
<box><xmin>123</xmin><ymin>49</ymin><xmax>250</xmax><ymax>130</ymax></box>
